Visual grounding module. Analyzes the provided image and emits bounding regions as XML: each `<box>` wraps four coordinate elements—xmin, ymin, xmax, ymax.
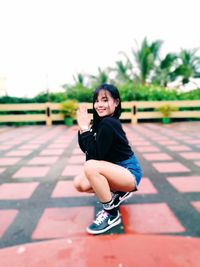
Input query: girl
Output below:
<box><xmin>74</xmin><ymin>84</ymin><xmax>142</xmax><ymax>234</ymax></box>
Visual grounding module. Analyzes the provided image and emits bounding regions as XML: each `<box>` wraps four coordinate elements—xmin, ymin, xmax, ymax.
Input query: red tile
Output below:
<box><xmin>54</xmin><ymin>137</ymin><xmax>74</xmax><ymax>144</ymax></box>
<box><xmin>143</xmin><ymin>153</ymin><xmax>172</xmax><ymax>161</ymax></box>
<box><xmin>47</xmin><ymin>143</ymin><xmax>69</xmax><ymax>149</ymax></box>
<box><xmin>68</xmin><ymin>155</ymin><xmax>85</xmax><ymax>164</ymax></box>
<box><xmin>0</xmin><ymin>167</ymin><xmax>6</xmax><ymax>174</ymax></box>
<box><xmin>13</xmin><ymin>167</ymin><xmax>50</xmax><ymax>178</ymax></box>
<box><xmin>191</xmin><ymin>201</ymin><xmax>200</xmax><ymax>212</ymax></box>
<box><xmin>39</xmin><ymin>149</ymin><xmax>64</xmax><ymax>156</ymax></box>
<box><xmin>18</xmin><ymin>144</ymin><xmax>41</xmax><ymax>149</ymax></box>
<box><xmin>157</xmin><ymin>140</ymin><xmax>179</xmax><ymax>145</ymax></box>
<box><xmin>194</xmin><ymin>161</ymin><xmax>200</xmax><ymax>167</ymax></box>
<box><xmin>167</xmin><ymin>176</ymin><xmax>200</xmax><ymax>192</ymax></box>
<box><xmin>62</xmin><ymin>165</ymin><xmax>83</xmax><ymax>176</ymax></box>
<box><xmin>0</xmin><ymin>145</ymin><xmax>12</xmax><ymax>151</ymax></box>
<box><xmin>6</xmin><ymin>150</ymin><xmax>33</xmax><ymax>156</ymax></box>
<box><xmin>71</xmin><ymin>148</ymin><xmax>84</xmax><ymax>155</ymax></box>
<box><xmin>0</xmin><ymin>183</ymin><xmax>39</xmax><ymax>199</ymax></box>
<box><xmin>151</xmin><ymin>136</ymin><xmax>170</xmax><ymax>141</ymax></box>
<box><xmin>130</xmin><ymin>137</ymin><xmax>145</xmax><ymax>142</ymax></box>
<box><xmin>135</xmin><ymin>146</ymin><xmax>160</xmax><ymax>153</ymax></box>
<box><xmin>29</xmin><ymin>139</ymin><xmax>49</xmax><ymax>144</ymax></box>
<box><xmin>52</xmin><ymin>181</ymin><xmax>93</xmax><ymax>197</ymax></box>
<box><xmin>53</xmin><ymin>139</ymin><xmax>72</xmax><ymax>144</ymax></box>
<box><xmin>28</xmin><ymin>156</ymin><xmax>59</xmax><ymax>165</ymax></box>
<box><xmin>4</xmin><ymin>140</ymin><xmax>22</xmax><ymax>145</ymax></box>
<box><xmin>0</xmin><ymin>157</ymin><xmax>22</xmax><ymax>166</ymax></box>
<box><xmin>152</xmin><ymin>162</ymin><xmax>190</xmax><ymax>173</ymax></box>
<box><xmin>167</xmin><ymin>145</ymin><xmax>191</xmax><ymax>151</ymax></box>
<box><xmin>0</xmin><ymin>210</ymin><xmax>18</xmax><ymax>238</ymax></box>
<box><xmin>136</xmin><ymin>178</ymin><xmax>158</xmax><ymax>194</ymax></box>
<box><xmin>179</xmin><ymin>152</ymin><xmax>200</xmax><ymax>160</ymax></box>
<box><xmin>175</xmin><ymin>135</ymin><xmax>191</xmax><ymax>140</ymax></box>
<box><xmin>32</xmin><ymin>207</ymin><xmax>94</xmax><ymax>239</ymax></box>
<box><xmin>121</xmin><ymin>203</ymin><xmax>185</xmax><ymax>234</ymax></box>
<box><xmin>184</xmin><ymin>139</ymin><xmax>200</xmax><ymax>144</ymax></box>
<box><xmin>131</xmin><ymin>141</ymin><xmax>151</xmax><ymax>146</ymax></box>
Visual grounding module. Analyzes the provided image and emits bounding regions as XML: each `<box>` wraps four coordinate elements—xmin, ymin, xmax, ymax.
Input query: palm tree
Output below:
<box><xmin>152</xmin><ymin>53</ymin><xmax>178</xmax><ymax>86</ymax></box>
<box><xmin>108</xmin><ymin>60</ymin><xmax>133</xmax><ymax>84</ymax></box>
<box><xmin>89</xmin><ymin>67</ymin><xmax>110</xmax><ymax>87</ymax></box>
<box><xmin>173</xmin><ymin>48</ymin><xmax>200</xmax><ymax>85</ymax></box>
<box><xmin>133</xmin><ymin>37</ymin><xmax>163</xmax><ymax>84</ymax></box>
<box><xmin>73</xmin><ymin>73</ymin><xmax>85</xmax><ymax>85</ymax></box>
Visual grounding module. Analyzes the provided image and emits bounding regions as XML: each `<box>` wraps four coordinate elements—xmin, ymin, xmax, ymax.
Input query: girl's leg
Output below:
<box><xmin>84</xmin><ymin>159</ymin><xmax>137</xmax><ymax>203</ymax></box>
<box><xmin>84</xmin><ymin>159</ymin><xmax>136</xmax><ymax>234</ymax></box>
<box><xmin>73</xmin><ymin>172</ymin><xmax>94</xmax><ymax>193</ymax></box>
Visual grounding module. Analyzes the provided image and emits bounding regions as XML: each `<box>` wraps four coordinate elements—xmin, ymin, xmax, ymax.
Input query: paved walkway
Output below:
<box><xmin>0</xmin><ymin>122</ymin><xmax>200</xmax><ymax>266</ymax></box>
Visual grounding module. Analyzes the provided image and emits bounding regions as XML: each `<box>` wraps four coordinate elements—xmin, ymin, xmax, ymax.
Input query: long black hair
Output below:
<box><xmin>92</xmin><ymin>84</ymin><xmax>122</xmax><ymax>132</ymax></box>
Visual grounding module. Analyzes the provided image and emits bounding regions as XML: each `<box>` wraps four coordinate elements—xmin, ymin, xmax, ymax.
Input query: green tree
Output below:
<box><xmin>73</xmin><ymin>73</ymin><xmax>86</xmax><ymax>86</ymax></box>
<box><xmin>65</xmin><ymin>84</ymin><xmax>93</xmax><ymax>102</ymax></box>
<box><xmin>152</xmin><ymin>53</ymin><xmax>178</xmax><ymax>86</ymax></box>
<box><xmin>109</xmin><ymin>60</ymin><xmax>133</xmax><ymax>84</ymax></box>
<box><xmin>133</xmin><ymin>37</ymin><xmax>163</xmax><ymax>84</ymax></box>
<box><xmin>173</xmin><ymin>48</ymin><xmax>200</xmax><ymax>85</ymax></box>
<box><xmin>89</xmin><ymin>67</ymin><xmax>110</xmax><ymax>87</ymax></box>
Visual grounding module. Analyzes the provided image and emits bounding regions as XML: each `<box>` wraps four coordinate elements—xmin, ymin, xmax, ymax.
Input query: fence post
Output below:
<box><xmin>45</xmin><ymin>102</ymin><xmax>52</xmax><ymax>126</ymax></box>
<box><xmin>131</xmin><ymin>103</ymin><xmax>138</xmax><ymax>124</ymax></box>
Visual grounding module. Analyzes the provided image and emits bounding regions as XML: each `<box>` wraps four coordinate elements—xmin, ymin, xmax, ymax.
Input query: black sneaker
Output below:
<box><xmin>86</xmin><ymin>210</ymin><xmax>121</xmax><ymax>235</ymax></box>
<box><xmin>113</xmin><ymin>191</ymin><xmax>133</xmax><ymax>207</ymax></box>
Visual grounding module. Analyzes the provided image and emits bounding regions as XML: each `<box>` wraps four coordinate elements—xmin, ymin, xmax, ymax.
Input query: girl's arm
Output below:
<box><xmin>79</xmin><ymin>120</ymin><xmax>114</xmax><ymax>160</ymax></box>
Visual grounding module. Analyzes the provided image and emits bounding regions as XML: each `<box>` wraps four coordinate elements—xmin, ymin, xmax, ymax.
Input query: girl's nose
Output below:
<box><xmin>97</xmin><ymin>101</ymin><xmax>104</xmax><ymax>107</ymax></box>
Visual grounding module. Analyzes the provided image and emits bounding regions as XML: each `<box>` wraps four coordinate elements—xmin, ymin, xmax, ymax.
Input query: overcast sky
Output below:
<box><xmin>0</xmin><ymin>0</ymin><xmax>200</xmax><ymax>97</ymax></box>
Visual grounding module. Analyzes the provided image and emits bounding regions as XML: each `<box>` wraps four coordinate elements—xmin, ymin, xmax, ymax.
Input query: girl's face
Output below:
<box><xmin>94</xmin><ymin>90</ymin><xmax>119</xmax><ymax>117</ymax></box>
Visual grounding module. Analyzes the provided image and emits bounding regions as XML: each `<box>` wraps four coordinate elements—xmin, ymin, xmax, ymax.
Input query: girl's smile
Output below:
<box><xmin>94</xmin><ymin>90</ymin><xmax>119</xmax><ymax>117</ymax></box>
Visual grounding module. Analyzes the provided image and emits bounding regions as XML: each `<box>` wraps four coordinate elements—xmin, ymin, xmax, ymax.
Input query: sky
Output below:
<box><xmin>0</xmin><ymin>0</ymin><xmax>200</xmax><ymax>97</ymax></box>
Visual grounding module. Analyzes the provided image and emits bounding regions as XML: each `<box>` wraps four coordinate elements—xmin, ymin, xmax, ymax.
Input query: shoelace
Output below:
<box><xmin>94</xmin><ymin>210</ymin><xmax>108</xmax><ymax>225</ymax></box>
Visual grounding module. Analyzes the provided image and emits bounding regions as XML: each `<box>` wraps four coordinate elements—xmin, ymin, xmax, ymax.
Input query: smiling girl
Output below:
<box><xmin>74</xmin><ymin>83</ymin><xmax>142</xmax><ymax>234</ymax></box>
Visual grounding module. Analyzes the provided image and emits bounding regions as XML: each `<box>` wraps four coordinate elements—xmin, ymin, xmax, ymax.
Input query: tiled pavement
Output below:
<box><xmin>0</xmin><ymin>122</ymin><xmax>200</xmax><ymax>266</ymax></box>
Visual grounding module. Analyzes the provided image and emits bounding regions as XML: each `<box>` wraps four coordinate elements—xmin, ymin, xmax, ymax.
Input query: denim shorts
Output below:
<box><xmin>116</xmin><ymin>154</ymin><xmax>142</xmax><ymax>189</ymax></box>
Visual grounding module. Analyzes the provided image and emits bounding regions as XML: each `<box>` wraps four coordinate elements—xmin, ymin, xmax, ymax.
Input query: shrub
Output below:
<box><xmin>156</xmin><ymin>104</ymin><xmax>178</xmax><ymax>118</ymax></box>
<box><xmin>60</xmin><ymin>100</ymin><xmax>79</xmax><ymax>119</ymax></box>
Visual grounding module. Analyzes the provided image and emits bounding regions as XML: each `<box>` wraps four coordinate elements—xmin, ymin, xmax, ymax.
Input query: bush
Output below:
<box><xmin>118</xmin><ymin>82</ymin><xmax>179</xmax><ymax>101</ymax></box>
<box><xmin>64</xmin><ymin>84</ymin><xmax>93</xmax><ymax>102</ymax></box>
<box><xmin>118</xmin><ymin>82</ymin><xmax>135</xmax><ymax>101</ymax></box>
<box><xmin>156</xmin><ymin>104</ymin><xmax>178</xmax><ymax>117</ymax></box>
<box><xmin>60</xmin><ymin>100</ymin><xmax>79</xmax><ymax>118</ymax></box>
<box><xmin>178</xmin><ymin>88</ymin><xmax>200</xmax><ymax>100</ymax></box>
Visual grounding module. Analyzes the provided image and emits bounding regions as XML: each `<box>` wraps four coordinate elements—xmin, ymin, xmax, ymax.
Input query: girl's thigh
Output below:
<box><xmin>85</xmin><ymin>160</ymin><xmax>137</xmax><ymax>192</ymax></box>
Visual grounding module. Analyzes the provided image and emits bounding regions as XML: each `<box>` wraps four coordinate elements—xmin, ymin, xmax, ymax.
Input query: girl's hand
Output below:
<box><xmin>76</xmin><ymin>105</ymin><xmax>91</xmax><ymax>131</ymax></box>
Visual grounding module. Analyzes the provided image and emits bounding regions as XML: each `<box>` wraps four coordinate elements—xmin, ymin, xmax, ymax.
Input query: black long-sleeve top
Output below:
<box><xmin>78</xmin><ymin>116</ymin><xmax>133</xmax><ymax>163</ymax></box>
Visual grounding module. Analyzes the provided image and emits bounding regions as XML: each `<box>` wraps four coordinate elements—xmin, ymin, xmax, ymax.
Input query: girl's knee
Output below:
<box><xmin>74</xmin><ymin>176</ymin><xmax>82</xmax><ymax>191</ymax></box>
<box><xmin>84</xmin><ymin>160</ymin><xmax>98</xmax><ymax>175</ymax></box>
<box><xmin>74</xmin><ymin>180</ymin><xmax>85</xmax><ymax>192</ymax></box>
<box><xmin>74</xmin><ymin>175</ymin><xmax>91</xmax><ymax>192</ymax></box>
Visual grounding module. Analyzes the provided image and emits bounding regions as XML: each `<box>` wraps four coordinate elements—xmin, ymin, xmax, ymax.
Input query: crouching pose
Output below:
<box><xmin>74</xmin><ymin>83</ymin><xmax>142</xmax><ymax>234</ymax></box>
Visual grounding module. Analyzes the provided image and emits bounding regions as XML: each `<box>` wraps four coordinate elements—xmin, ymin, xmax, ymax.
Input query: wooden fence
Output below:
<box><xmin>0</xmin><ymin>100</ymin><xmax>200</xmax><ymax>125</ymax></box>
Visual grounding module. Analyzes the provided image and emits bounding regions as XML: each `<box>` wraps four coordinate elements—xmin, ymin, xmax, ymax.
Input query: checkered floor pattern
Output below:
<box><xmin>0</xmin><ymin>122</ymin><xmax>200</xmax><ymax>248</ymax></box>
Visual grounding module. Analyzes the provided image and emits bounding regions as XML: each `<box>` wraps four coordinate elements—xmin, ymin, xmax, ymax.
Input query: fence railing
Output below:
<box><xmin>0</xmin><ymin>100</ymin><xmax>200</xmax><ymax>125</ymax></box>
